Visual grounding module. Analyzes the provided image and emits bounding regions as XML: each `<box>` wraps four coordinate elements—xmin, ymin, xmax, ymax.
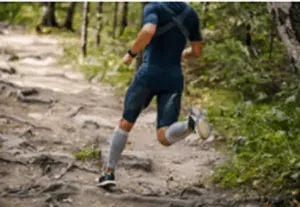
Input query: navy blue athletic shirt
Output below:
<box><xmin>134</xmin><ymin>2</ymin><xmax>202</xmax><ymax>91</ymax></box>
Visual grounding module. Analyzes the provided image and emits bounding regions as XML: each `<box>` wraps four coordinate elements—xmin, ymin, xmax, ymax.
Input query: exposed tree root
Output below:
<box><xmin>17</xmin><ymin>94</ymin><xmax>54</xmax><ymax>105</ymax></box>
<box><xmin>0</xmin><ymin>154</ymin><xmax>27</xmax><ymax>166</ymax></box>
<box><xmin>0</xmin><ymin>151</ymin><xmax>99</xmax><ymax>176</ymax></box>
<box><xmin>106</xmin><ymin>193</ymin><xmax>197</xmax><ymax>206</ymax></box>
<box><xmin>54</xmin><ymin>161</ymin><xmax>75</xmax><ymax>179</ymax></box>
<box><xmin>19</xmin><ymin>88</ymin><xmax>38</xmax><ymax>96</ymax></box>
<box><xmin>67</xmin><ymin>105</ymin><xmax>83</xmax><ymax>117</ymax></box>
<box><xmin>0</xmin><ymin>80</ymin><xmax>21</xmax><ymax>89</ymax></box>
<box><xmin>0</xmin><ymin>79</ymin><xmax>55</xmax><ymax>105</ymax></box>
<box><xmin>0</xmin><ymin>114</ymin><xmax>52</xmax><ymax>131</ymax></box>
<box><xmin>0</xmin><ymin>66</ymin><xmax>16</xmax><ymax>74</ymax></box>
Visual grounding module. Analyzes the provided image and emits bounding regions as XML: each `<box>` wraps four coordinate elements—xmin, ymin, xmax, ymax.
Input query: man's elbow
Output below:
<box><xmin>142</xmin><ymin>23</ymin><xmax>157</xmax><ymax>37</ymax></box>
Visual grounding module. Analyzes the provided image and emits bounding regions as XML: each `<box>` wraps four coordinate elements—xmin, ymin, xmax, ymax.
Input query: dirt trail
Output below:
<box><xmin>0</xmin><ymin>29</ymin><xmax>260</xmax><ymax>207</ymax></box>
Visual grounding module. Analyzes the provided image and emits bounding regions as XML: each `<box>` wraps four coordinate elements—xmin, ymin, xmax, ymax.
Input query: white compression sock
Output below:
<box><xmin>107</xmin><ymin>127</ymin><xmax>128</xmax><ymax>169</ymax></box>
<box><xmin>165</xmin><ymin>121</ymin><xmax>191</xmax><ymax>145</ymax></box>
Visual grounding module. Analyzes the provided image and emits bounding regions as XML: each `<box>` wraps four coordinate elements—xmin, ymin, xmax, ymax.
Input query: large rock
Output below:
<box><xmin>101</xmin><ymin>149</ymin><xmax>152</xmax><ymax>172</ymax></box>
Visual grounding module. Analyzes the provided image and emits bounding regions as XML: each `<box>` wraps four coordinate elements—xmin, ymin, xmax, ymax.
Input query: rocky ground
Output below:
<box><xmin>0</xmin><ymin>27</ymin><xmax>262</xmax><ymax>207</ymax></box>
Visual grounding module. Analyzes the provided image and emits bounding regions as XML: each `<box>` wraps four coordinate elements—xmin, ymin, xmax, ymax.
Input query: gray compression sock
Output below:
<box><xmin>165</xmin><ymin>121</ymin><xmax>191</xmax><ymax>145</ymax></box>
<box><xmin>107</xmin><ymin>127</ymin><xmax>128</xmax><ymax>170</ymax></box>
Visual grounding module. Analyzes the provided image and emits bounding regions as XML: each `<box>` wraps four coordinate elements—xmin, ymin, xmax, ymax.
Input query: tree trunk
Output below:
<box><xmin>64</xmin><ymin>2</ymin><xmax>76</xmax><ymax>31</ymax></box>
<box><xmin>135</xmin><ymin>3</ymin><xmax>146</xmax><ymax>72</ymax></box>
<box><xmin>95</xmin><ymin>2</ymin><xmax>103</xmax><ymax>47</ymax></box>
<box><xmin>40</xmin><ymin>2</ymin><xmax>59</xmax><ymax>27</ymax></box>
<box><xmin>81</xmin><ymin>2</ymin><xmax>89</xmax><ymax>57</ymax></box>
<box><xmin>112</xmin><ymin>2</ymin><xmax>118</xmax><ymax>39</ymax></box>
<box><xmin>202</xmin><ymin>2</ymin><xmax>209</xmax><ymax>29</ymax></box>
<box><xmin>48</xmin><ymin>2</ymin><xmax>59</xmax><ymax>27</ymax></box>
<box><xmin>267</xmin><ymin>3</ymin><xmax>300</xmax><ymax>72</ymax></box>
<box><xmin>40</xmin><ymin>2</ymin><xmax>49</xmax><ymax>26</ymax></box>
<box><xmin>119</xmin><ymin>2</ymin><xmax>128</xmax><ymax>36</ymax></box>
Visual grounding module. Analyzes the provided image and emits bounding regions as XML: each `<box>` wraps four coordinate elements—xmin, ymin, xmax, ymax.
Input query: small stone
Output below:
<box><xmin>20</xmin><ymin>88</ymin><xmax>38</xmax><ymax>96</ymax></box>
<box><xmin>172</xmin><ymin>160</ymin><xmax>181</xmax><ymax>164</ymax></box>
<box><xmin>0</xmin><ymin>134</ymin><xmax>7</xmax><ymax>142</ymax></box>
<box><xmin>168</xmin><ymin>176</ymin><xmax>174</xmax><ymax>181</ymax></box>
<box><xmin>184</xmin><ymin>134</ymin><xmax>200</xmax><ymax>146</ymax></box>
<box><xmin>62</xmin><ymin>197</ymin><xmax>73</xmax><ymax>203</ymax></box>
<box><xmin>203</xmin><ymin>134</ymin><xmax>215</xmax><ymax>144</ymax></box>
<box><xmin>73</xmin><ymin>114</ymin><xmax>114</xmax><ymax>130</ymax></box>
<box><xmin>20</xmin><ymin>127</ymin><xmax>33</xmax><ymax>138</ymax></box>
<box><xmin>82</xmin><ymin>120</ymin><xmax>100</xmax><ymax>129</ymax></box>
<box><xmin>42</xmin><ymin>183</ymin><xmax>63</xmax><ymax>193</ymax></box>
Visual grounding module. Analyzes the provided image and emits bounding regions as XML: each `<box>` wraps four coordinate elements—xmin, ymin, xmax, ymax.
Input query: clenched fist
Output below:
<box><xmin>122</xmin><ymin>53</ymin><xmax>134</xmax><ymax>65</ymax></box>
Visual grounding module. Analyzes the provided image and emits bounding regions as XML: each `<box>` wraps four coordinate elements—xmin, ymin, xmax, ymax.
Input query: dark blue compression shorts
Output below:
<box><xmin>122</xmin><ymin>79</ymin><xmax>182</xmax><ymax>129</ymax></box>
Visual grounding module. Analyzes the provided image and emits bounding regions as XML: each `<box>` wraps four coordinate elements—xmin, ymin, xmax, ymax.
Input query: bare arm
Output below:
<box><xmin>131</xmin><ymin>23</ymin><xmax>157</xmax><ymax>54</ymax></box>
<box><xmin>123</xmin><ymin>23</ymin><xmax>156</xmax><ymax>65</ymax></box>
<box><xmin>182</xmin><ymin>41</ymin><xmax>202</xmax><ymax>59</ymax></box>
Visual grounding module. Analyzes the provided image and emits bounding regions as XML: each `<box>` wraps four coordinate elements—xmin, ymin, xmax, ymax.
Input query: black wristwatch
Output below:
<box><xmin>128</xmin><ymin>49</ymin><xmax>138</xmax><ymax>58</ymax></box>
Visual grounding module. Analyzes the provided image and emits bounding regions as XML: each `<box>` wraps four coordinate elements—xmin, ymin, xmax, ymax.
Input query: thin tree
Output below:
<box><xmin>40</xmin><ymin>2</ymin><xmax>49</xmax><ymax>26</ymax></box>
<box><xmin>269</xmin><ymin>8</ymin><xmax>276</xmax><ymax>60</ymax></box>
<box><xmin>48</xmin><ymin>3</ymin><xmax>59</xmax><ymax>27</ymax></box>
<box><xmin>64</xmin><ymin>2</ymin><xmax>76</xmax><ymax>31</ymax></box>
<box><xmin>119</xmin><ymin>2</ymin><xmax>128</xmax><ymax>36</ymax></box>
<box><xmin>112</xmin><ymin>2</ymin><xmax>118</xmax><ymax>39</ymax></box>
<box><xmin>40</xmin><ymin>2</ymin><xmax>59</xmax><ymax>27</ymax></box>
<box><xmin>81</xmin><ymin>2</ymin><xmax>89</xmax><ymax>57</ymax></box>
<box><xmin>268</xmin><ymin>3</ymin><xmax>300</xmax><ymax>72</ymax></box>
<box><xmin>135</xmin><ymin>3</ymin><xmax>146</xmax><ymax>72</ymax></box>
<box><xmin>95</xmin><ymin>2</ymin><xmax>103</xmax><ymax>47</ymax></box>
<box><xmin>201</xmin><ymin>2</ymin><xmax>209</xmax><ymax>29</ymax></box>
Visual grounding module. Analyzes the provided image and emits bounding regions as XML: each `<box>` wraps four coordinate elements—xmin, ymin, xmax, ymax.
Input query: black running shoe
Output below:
<box><xmin>96</xmin><ymin>173</ymin><xmax>116</xmax><ymax>187</ymax></box>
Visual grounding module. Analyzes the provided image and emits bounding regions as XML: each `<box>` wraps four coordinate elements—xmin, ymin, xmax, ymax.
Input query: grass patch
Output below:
<box><xmin>73</xmin><ymin>146</ymin><xmax>101</xmax><ymax>162</ymax></box>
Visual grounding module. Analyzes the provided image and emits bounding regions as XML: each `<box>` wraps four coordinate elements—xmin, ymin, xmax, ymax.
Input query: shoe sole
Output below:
<box><xmin>189</xmin><ymin>106</ymin><xmax>212</xmax><ymax>139</ymax></box>
<box><xmin>196</xmin><ymin>117</ymin><xmax>212</xmax><ymax>140</ymax></box>
<box><xmin>96</xmin><ymin>180</ymin><xmax>116</xmax><ymax>188</ymax></box>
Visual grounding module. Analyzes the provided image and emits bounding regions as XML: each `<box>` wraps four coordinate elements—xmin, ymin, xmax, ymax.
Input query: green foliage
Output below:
<box><xmin>73</xmin><ymin>146</ymin><xmax>101</xmax><ymax>161</ymax></box>
<box><xmin>211</xmin><ymin>100</ymin><xmax>300</xmax><ymax>194</ymax></box>
<box><xmin>0</xmin><ymin>3</ymin><xmax>23</xmax><ymax>22</ymax></box>
<box><xmin>184</xmin><ymin>2</ymin><xmax>300</xmax><ymax>196</ymax></box>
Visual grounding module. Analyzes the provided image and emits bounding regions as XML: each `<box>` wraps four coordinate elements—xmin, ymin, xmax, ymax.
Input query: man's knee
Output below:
<box><xmin>119</xmin><ymin>118</ymin><xmax>134</xmax><ymax>132</ymax></box>
<box><xmin>157</xmin><ymin>127</ymin><xmax>171</xmax><ymax>146</ymax></box>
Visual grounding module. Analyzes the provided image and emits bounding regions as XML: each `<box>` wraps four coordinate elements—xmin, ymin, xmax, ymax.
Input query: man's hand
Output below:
<box><xmin>123</xmin><ymin>53</ymin><xmax>134</xmax><ymax>65</ymax></box>
<box><xmin>182</xmin><ymin>41</ymin><xmax>202</xmax><ymax>59</ymax></box>
<box><xmin>122</xmin><ymin>23</ymin><xmax>156</xmax><ymax>66</ymax></box>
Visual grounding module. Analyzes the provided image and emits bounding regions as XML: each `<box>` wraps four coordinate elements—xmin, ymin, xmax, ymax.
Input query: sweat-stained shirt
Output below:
<box><xmin>134</xmin><ymin>2</ymin><xmax>202</xmax><ymax>91</ymax></box>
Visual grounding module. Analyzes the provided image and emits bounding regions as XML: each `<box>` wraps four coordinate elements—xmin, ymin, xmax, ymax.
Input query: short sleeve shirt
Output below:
<box><xmin>135</xmin><ymin>2</ymin><xmax>202</xmax><ymax>91</ymax></box>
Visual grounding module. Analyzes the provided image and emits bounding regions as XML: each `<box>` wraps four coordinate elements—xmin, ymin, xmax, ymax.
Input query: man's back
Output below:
<box><xmin>136</xmin><ymin>2</ymin><xmax>202</xmax><ymax>90</ymax></box>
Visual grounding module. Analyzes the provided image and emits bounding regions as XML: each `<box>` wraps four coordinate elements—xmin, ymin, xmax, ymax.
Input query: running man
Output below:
<box><xmin>97</xmin><ymin>2</ymin><xmax>210</xmax><ymax>187</ymax></box>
